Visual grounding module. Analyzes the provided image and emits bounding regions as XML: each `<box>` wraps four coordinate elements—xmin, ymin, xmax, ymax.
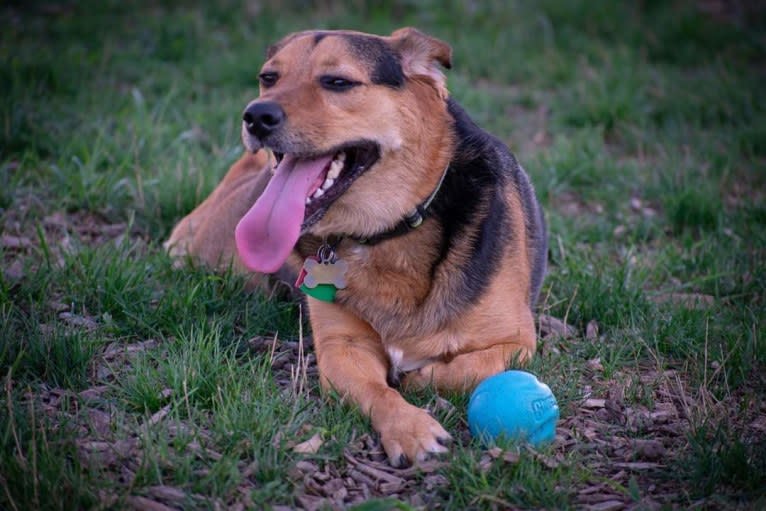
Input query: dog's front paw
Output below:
<box><xmin>374</xmin><ymin>401</ymin><xmax>452</xmax><ymax>467</ymax></box>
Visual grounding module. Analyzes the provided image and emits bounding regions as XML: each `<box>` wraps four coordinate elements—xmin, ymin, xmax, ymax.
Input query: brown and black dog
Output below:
<box><xmin>165</xmin><ymin>27</ymin><xmax>547</xmax><ymax>466</ymax></box>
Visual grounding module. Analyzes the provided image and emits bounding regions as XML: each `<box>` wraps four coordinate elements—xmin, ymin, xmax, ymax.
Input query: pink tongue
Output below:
<box><xmin>235</xmin><ymin>153</ymin><xmax>333</xmax><ymax>273</ymax></box>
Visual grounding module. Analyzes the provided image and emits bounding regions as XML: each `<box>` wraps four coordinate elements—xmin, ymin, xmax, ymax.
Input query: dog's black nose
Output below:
<box><xmin>242</xmin><ymin>101</ymin><xmax>285</xmax><ymax>139</ymax></box>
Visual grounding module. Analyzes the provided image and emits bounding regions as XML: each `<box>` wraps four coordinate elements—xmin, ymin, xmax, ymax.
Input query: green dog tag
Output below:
<box><xmin>299</xmin><ymin>282</ymin><xmax>338</xmax><ymax>302</ymax></box>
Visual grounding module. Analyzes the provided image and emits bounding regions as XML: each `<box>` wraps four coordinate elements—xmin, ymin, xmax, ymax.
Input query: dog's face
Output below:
<box><xmin>235</xmin><ymin>28</ymin><xmax>454</xmax><ymax>273</ymax></box>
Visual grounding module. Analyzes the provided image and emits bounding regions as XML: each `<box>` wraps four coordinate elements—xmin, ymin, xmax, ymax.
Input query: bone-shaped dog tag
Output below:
<box><xmin>302</xmin><ymin>257</ymin><xmax>348</xmax><ymax>289</ymax></box>
<box><xmin>295</xmin><ymin>244</ymin><xmax>347</xmax><ymax>302</ymax></box>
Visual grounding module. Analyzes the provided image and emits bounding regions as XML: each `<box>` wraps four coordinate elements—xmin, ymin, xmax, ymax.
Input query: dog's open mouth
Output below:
<box><xmin>273</xmin><ymin>142</ymin><xmax>379</xmax><ymax>225</ymax></box>
<box><xmin>234</xmin><ymin>142</ymin><xmax>379</xmax><ymax>273</ymax></box>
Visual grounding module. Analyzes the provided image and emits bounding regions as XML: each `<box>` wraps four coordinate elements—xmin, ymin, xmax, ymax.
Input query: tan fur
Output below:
<box><xmin>166</xmin><ymin>28</ymin><xmax>542</xmax><ymax>466</ymax></box>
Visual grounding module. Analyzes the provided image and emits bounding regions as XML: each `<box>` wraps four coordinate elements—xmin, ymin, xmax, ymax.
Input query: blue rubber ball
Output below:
<box><xmin>467</xmin><ymin>370</ymin><xmax>559</xmax><ymax>447</ymax></box>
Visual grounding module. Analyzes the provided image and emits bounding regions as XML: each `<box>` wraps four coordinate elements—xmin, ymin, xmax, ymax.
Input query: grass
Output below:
<box><xmin>1</xmin><ymin>0</ymin><xmax>765</xmax><ymax>509</ymax></box>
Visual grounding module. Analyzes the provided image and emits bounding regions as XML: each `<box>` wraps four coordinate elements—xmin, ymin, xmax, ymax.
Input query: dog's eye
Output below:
<box><xmin>320</xmin><ymin>76</ymin><xmax>359</xmax><ymax>92</ymax></box>
<box><xmin>259</xmin><ymin>72</ymin><xmax>279</xmax><ymax>88</ymax></box>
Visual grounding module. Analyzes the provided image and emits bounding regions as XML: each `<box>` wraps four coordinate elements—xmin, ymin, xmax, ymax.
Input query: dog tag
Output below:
<box><xmin>295</xmin><ymin>244</ymin><xmax>347</xmax><ymax>302</ymax></box>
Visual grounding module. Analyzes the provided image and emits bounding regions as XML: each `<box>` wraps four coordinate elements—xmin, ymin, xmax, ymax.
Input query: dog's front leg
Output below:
<box><xmin>308</xmin><ymin>299</ymin><xmax>451</xmax><ymax>467</ymax></box>
<box><xmin>402</xmin><ymin>338</ymin><xmax>535</xmax><ymax>393</ymax></box>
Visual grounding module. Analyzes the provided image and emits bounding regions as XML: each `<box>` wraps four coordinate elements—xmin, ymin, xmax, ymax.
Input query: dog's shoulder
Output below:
<box><xmin>442</xmin><ymin>98</ymin><xmax>547</xmax><ymax>305</ymax></box>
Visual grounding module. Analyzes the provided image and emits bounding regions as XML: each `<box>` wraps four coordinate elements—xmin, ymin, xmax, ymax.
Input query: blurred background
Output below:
<box><xmin>3</xmin><ymin>0</ymin><xmax>764</xmax><ymax>239</ymax></box>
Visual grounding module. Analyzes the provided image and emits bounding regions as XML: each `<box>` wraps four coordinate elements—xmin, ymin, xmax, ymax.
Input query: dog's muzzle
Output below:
<box><xmin>241</xmin><ymin>100</ymin><xmax>286</xmax><ymax>153</ymax></box>
<box><xmin>243</xmin><ymin>101</ymin><xmax>285</xmax><ymax>139</ymax></box>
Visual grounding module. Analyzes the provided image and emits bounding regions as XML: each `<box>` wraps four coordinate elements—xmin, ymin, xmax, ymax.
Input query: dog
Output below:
<box><xmin>165</xmin><ymin>27</ymin><xmax>547</xmax><ymax>467</ymax></box>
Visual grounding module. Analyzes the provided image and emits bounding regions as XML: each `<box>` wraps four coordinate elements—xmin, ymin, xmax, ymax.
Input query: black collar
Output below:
<box><xmin>351</xmin><ymin>163</ymin><xmax>451</xmax><ymax>245</ymax></box>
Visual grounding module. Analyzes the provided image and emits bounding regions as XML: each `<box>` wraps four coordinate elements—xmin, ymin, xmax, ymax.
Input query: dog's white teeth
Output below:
<box><xmin>327</xmin><ymin>160</ymin><xmax>343</xmax><ymax>180</ymax></box>
<box><xmin>307</xmin><ymin>152</ymin><xmax>345</xmax><ymax>204</ymax></box>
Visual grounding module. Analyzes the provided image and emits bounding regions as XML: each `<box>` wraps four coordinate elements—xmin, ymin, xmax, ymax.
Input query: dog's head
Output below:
<box><xmin>235</xmin><ymin>28</ymin><xmax>454</xmax><ymax>273</ymax></box>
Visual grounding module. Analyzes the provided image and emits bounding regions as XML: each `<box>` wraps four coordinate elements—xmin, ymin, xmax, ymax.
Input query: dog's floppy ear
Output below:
<box><xmin>389</xmin><ymin>27</ymin><xmax>452</xmax><ymax>98</ymax></box>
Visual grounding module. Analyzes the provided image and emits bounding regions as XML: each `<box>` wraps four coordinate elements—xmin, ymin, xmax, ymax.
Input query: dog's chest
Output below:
<box><xmin>337</xmin><ymin>243</ymin><xmax>432</xmax><ymax>308</ymax></box>
<box><xmin>385</xmin><ymin>345</ymin><xmax>431</xmax><ymax>373</ymax></box>
<box><xmin>382</xmin><ymin>328</ymin><xmax>464</xmax><ymax>386</ymax></box>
